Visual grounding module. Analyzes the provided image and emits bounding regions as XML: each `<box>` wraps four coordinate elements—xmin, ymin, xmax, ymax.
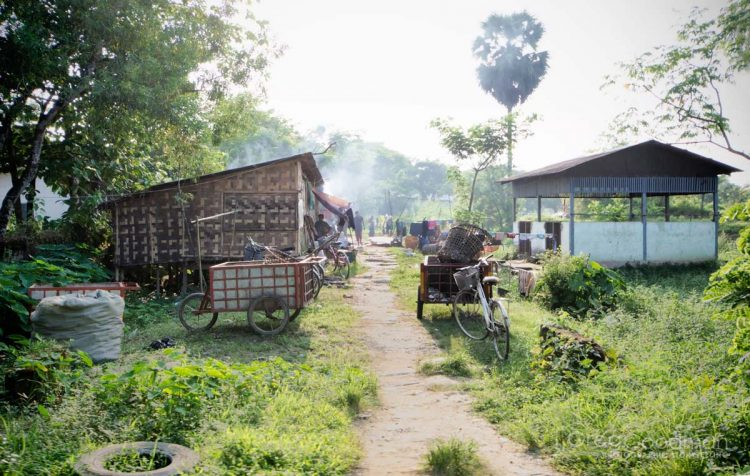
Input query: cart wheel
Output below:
<box><xmin>417</xmin><ymin>286</ymin><xmax>424</xmax><ymax>320</ymax></box>
<box><xmin>290</xmin><ymin>308</ymin><xmax>302</xmax><ymax>321</ymax></box>
<box><xmin>312</xmin><ymin>266</ymin><xmax>323</xmax><ymax>299</ymax></box>
<box><xmin>178</xmin><ymin>293</ymin><xmax>218</xmax><ymax>332</ymax></box>
<box><xmin>247</xmin><ymin>295</ymin><xmax>290</xmax><ymax>336</ymax></box>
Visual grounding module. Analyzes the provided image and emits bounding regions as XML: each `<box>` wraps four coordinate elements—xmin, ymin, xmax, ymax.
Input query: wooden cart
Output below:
<box><xmin>177</xmin><ymin>257</ymin><xmax>320</xmax><ymax>336</ymax></box>
<box><xmin>416</xmin><ymin>256</ymin><xmax>493</xmax><ymax>319</ymax></box>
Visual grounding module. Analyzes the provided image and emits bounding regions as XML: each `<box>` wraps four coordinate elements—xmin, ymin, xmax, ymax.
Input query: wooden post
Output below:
<box><xmin>664</xmin><ymin>195</ymin><xmax>670</xmax><ymax>222</ymax></box>
<box><xmin>155</xmin><ymin>266</ymin><xmax>161</xmax><ymax>295</ymax></box>
<box><xmin>537</xmin><ymin>196</ymin><xmax>542</xmax><ymax>222</ymax></box>
<box><xmin>713</xmin><ymin>189</ymin><xmax>719</xmax><ymax>259</ymax></box>
<box><xmin>569</xmin><ymin>190</ymin><xmax>575</xmax><ymax>255</ymax></box>
<box><xmin>642</xmin><ymin>191</ymin><xmax>648</xmax><ymax>262</ymax></box>
<box><xmin>512</xmin><ymin>197</ymin><xmax>517</xmax><ymax>223</ymax></box>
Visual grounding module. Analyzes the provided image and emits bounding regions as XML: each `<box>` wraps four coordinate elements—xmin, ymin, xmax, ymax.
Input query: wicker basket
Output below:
<box><xmin>437</xmin><ymin>224</ymin><xmax>489</xmax><ymax>263</ymax></box>
<box><xmin>453</xmin><ymin>267</ymin><xmax>479</xmax><ymax>291</ymax></box>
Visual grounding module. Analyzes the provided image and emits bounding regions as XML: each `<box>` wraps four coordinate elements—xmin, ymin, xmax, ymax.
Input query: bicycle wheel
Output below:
<box><xmin>178</xmin><ymin>292</ymin><xmax>218</xmax><ymax>332</ymax></box>
<box><xmin>490</xmin><ymin>300</ymin><xmax>510</xmax><ymax>361</ymax></box>
<box><xmin>334</xmin><ymin>252</ymin><xmax>350</xmax><ymax>280</ymax></box>
<box><xmin>453</xmin><ymin>288</ymin><xmax>489</xmax><ymax>340</ymax></box>
<box><xmin>247</xmin><ymin>295</ymin><xmax>290</xmax><ymax>336</ymax></box>
<box><xmin>311</xmin><ymin>265</ymin><xmax>323</xmax><ymax>298</ymax></box>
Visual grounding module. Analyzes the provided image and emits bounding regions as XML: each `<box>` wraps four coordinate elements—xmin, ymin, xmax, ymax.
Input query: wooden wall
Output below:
<box><xmin>113</xmin><ymin>159</ymin><xmax>312</xmax><ymax>267</ymax></box>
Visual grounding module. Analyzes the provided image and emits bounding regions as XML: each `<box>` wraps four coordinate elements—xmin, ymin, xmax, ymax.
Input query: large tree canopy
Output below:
<box><xmin>604</xmin><ymin>0</ymin><xmax>749</xmax><ymax>160</ymax></box>
<box><xmin>0</xmin><ymin>0</ymin><xmax>276</xmax><ymax>241</ymax></box>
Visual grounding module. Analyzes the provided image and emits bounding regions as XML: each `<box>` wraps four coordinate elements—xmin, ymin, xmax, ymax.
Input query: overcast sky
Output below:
<box><xmin>254</xmin><ymin>0</ymin><xmax>750</xmax><ymax>184</ymax></box>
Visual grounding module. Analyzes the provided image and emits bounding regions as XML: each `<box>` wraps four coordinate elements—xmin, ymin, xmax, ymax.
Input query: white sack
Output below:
<box><xmin>31</xmin><ymin>290</ymin><xmax>125</xmax><ymax>363</ymax></box>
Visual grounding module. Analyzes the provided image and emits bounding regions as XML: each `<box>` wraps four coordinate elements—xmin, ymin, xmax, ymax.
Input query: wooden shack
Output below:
<box><xmin>108</xmin><ymin>153</ymin><xmax>323</xmax><ymax>273</ymax></box>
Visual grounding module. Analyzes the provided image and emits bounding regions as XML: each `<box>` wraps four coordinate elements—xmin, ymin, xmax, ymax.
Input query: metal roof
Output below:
<box><xmin>499</xmin><ymin>140</ymin><xmax>741</xmax><ymax>184</ymax></box>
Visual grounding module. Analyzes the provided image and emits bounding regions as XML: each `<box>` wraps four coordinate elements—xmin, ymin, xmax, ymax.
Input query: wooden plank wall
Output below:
<box><xmin>114</xmin><ymin>160</ymin><xmax>306</xmax><ymax>267</ymax></box>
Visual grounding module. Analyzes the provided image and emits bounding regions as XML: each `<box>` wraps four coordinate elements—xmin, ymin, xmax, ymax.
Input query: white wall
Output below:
<box><xmin>0</xmin><ymin>174</ymin><xmax>68</xmax><ymax>220</ymax></box>
<box><xmin>556</xmin><ymin>220</ymin><xmax>715</xmax><ymax>265</ymax></box>
<box><xmin>647</xmin><ymin>222</ymin><xmax>715</xmax><ymax>263</ymax></box>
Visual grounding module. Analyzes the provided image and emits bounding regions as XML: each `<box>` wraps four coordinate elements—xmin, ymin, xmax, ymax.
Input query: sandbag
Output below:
<box><xmin>31</xmin><ymin>290</ymin><xmax>125</xmax><ymax>363</ymax></box>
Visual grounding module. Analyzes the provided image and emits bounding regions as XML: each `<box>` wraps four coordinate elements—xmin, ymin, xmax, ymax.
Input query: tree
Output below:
<box><xmin>604</xmin><ymin>0</ymin><xmax>750</xmax><ymax>160</ymax></box>
<box><xmin>431</xmin><ymin>119</ymin><xmax>506</xmax><ymax>213</ymax></box>
<box><xmin>473</xmin><ymin>11</ymin><xmax>548</xmax><ymax>171</ymax></box>
<box><xmin>413</xmin><ymin>161</ymin><xmax>450</xmax><ymax>200</ymax></box>
<box><xmin>0</xmin><ymin>0</ymin><xmax>276</xmax><ymax>242</ymax></box>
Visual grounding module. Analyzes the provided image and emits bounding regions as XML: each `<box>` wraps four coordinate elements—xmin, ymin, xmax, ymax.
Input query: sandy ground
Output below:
<box><xmin>351</xmin><ymin>245</ymin><xmax>560</xmax><ymax>475</ymax></box>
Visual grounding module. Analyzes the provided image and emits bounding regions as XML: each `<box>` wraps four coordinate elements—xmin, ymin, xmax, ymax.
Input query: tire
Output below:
<box><xmin>490</xmin><ymin>300</ymin><xmax>510</xmax><ymax>361</ymax></box>
<box><xmin>416</xmin><ymin>286</ymin><xmax>424</xmax><ymax>320</ymax></box>
<box><xmin>290</xmin><ymin>308</ymin><xmax>302</xmax><ymax>321</ymax></box>
<box><xmin>453</xmin><ymin>289</ymin><xmax>489</xmax><ymax>340</ymax></box>
<box><xmin>334</xmin><ymin>252</ymin><xmax>350</xmax><ymax>280</ymax></box>
<box><xmin>178</xmin><ymin>293</ymin><xmax>218</xmax><ymax>332</ymax></box>
<box><xmin>247</xmin><ymin>295</ymin><xmax>290</xmax><ymax>336</ymax></box>
<box><xmin>312</xmin><ymin>266</ymin><xmax>322</xmax><ymax>299</ymax></box>
<box><xmin>74</xmin><ymin>441</ymin><xmax>199</xmax><ymax>476</ymax></box>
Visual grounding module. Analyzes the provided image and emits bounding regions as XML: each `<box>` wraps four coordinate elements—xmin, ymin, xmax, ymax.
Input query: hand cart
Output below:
<box><xmin>416</xmin><ymin>256</ymin><xmax>494</xmax><ymax>319</ymax></box>
<box><xmin>177</xmin><ymin>257</ymin><xmax>321</xmax><ymax>336</ymax></box>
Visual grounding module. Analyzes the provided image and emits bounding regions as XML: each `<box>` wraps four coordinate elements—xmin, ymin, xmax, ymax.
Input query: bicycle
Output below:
<box><xmin>452</xmin><ymin>258</ymin><xmax>511</xmax><ymax>361</ymax></box>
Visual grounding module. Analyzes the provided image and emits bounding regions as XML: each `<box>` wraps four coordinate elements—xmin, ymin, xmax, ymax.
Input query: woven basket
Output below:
<box><xmin>437</xmin><ymin>224</ymin><xmax>489</xmax><ymax>263</ymax></box>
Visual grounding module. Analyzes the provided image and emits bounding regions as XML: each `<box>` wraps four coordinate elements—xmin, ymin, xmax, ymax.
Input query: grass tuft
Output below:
<box><xmin>423</xmin><ymin>438</ymin><xmax>485</xmax><ymax>476</ymax></box>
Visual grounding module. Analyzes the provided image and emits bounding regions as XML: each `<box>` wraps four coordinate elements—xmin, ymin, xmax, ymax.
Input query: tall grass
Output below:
<box><xmin>388</xmin><ymin>249</ymin><xmax>745</xmax><ymax>475</ymax></box>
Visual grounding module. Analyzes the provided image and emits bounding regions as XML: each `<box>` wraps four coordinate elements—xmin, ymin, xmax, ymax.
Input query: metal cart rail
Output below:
<box><xmin>177</xmin><ymin>257</ymin><xmax>321</xmax><ymax>335</ymax></box>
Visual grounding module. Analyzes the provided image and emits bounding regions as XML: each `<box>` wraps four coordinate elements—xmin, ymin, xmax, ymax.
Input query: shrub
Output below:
<box><xmin>423</xmin><ymin>438</ymin><xmax>484</xmax><ymax>476</ymax></box>
<box><xmin>1</xmin><ymin>337</ymin><xmax>93</xmax><ymax>404</ymax></box>
<box><xmin>0</xmin><ymin>244</ymin><xmax>110</xmax><ymax>335</ymax></box>
<box><xmin>533</xmin><ymin>323</ymin><xmax>610</xmax><ymax>382</ymax></box>
<box><xmin>534</xmin><ymin>253</ymin><xmax>624</xmax><ymax>319</ymax></box>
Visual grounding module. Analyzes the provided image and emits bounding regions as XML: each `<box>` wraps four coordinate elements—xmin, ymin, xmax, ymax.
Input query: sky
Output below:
<box><xmin>253</xmin><ymin>0</ymin><xmax>750</xmax><ymax>185</ymax></box>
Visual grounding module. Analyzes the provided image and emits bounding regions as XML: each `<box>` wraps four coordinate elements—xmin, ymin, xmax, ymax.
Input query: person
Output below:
<box><xmin>368</xmin><ymin>216</ymin><xmax>375</xmax><ymax>237</ymax></box>
<box><xmin>314</xmin><ymin>213</ymin><xmax>331</xmax><ymax>239</ymax></box>
<box><xmin>354</xmin><ymin>211</ymin><xmax>364</xmax><ymax>246</ymax></box>
<box><xmin>385</xmin><ymin>215</ymin><xmax>393</xmax><ymax>235</ymax></box>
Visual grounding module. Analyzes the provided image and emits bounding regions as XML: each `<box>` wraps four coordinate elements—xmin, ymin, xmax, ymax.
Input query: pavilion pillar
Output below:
<box><xmin>664</xmin><ymin>195</ymin><xmax>670</xmax><ymax>222</ymax></box>
<box><xmin>512</xmin><ymin>198</ymin><xmax>517</xmax><ymax>223</ymax></box>
<box><xmin>569</xmin><ymin>189</ymin><xmax>575</xmax><ymax>255</ymax></box>
<box><xmin>713</xmin><ymin>188</ymin><xmax>719</xmax><ymax>259</ymax></box>
<box><xmin>642</xmin><ymin>190</ymin><xmax>648</xmax><ymax>262</ymax></box>
<box><xmin>537</xmin><ymin>196</ymin><xmax>542</xmax><ymax>222</ymax></box>
<box><xmin>629</xmin><ymin>196</ymin><xmax>634</xmax><ymax>221</ymax></box>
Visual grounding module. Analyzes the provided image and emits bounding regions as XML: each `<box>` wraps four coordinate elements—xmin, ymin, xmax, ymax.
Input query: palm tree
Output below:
<box><xmin>473</xmin><ymin>11</ymin><xmax>549</xmax><ymax>172</ymax></box>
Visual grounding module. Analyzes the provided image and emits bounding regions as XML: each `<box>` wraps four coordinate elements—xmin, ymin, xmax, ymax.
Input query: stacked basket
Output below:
<box><xmin>437</xmin><ymin>224</ymin><xmax>489</xmax><ymax>263</ymax></box>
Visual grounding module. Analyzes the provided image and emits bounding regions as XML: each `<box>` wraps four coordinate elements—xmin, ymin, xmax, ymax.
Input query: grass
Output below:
<box><xmin>423</xmin><ymin>438</ymin><xmax>486</xmax><ymax>476</ymax></box>
<box><xmin>0</xmin><ymin>279</ymin><xmax>376</xmax><ymax>475</ymax></box>
<box><xmin>387</xmin><ymin>248</ymin><xmax>745</xmax><ymax>476</ymax></box>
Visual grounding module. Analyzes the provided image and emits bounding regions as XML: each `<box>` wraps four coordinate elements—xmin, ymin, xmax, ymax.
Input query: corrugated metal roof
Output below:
<box><xmin>499</xmin><ymin>140</ymin><xmax>741</xmax><ymax>183</ymax></box>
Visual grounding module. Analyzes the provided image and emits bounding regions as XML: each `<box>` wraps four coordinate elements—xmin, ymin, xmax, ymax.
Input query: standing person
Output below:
<box><xmin>354</xmin><ymin>211</ymin><xmax>364</xmax><ymax>246</ymax></box>
<box><xmin>386</xmin><ymin>215</ymin><xmax>393</xmax><ymax>236</ymax></box>
<box><xmin>368</xmin><ymin>215</ymin><xmax>375</xmax><ymax>237</ymax></box>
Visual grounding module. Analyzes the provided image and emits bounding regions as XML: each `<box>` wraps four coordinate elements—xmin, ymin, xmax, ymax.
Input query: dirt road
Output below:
<box><xmin>351</xmin><ymin>246</ymin><xmax>559</xmax><ymax>475</ymax></box>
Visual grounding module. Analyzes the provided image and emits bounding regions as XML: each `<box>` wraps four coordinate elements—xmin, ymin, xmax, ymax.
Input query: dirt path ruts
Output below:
<box><xmin>351</xmin><ymin>245</ymin><xmax>559</xmax><ymax>476</ymax></box>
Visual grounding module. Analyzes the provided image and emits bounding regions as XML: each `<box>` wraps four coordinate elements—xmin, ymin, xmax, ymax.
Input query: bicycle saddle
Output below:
<box><xmin>482</xmin><ymin>276</ymin><xmax>501</xmax><ymax>286</ymax></box>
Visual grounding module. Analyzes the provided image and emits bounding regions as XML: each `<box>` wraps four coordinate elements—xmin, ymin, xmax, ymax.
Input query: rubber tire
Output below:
<box><xmin>290</xmin><ymin>308</ymin><xmax>302</xmax><ymax>321</ymax></box>
<box><xmin>178</xmin><ymin>293</ymin><xmax>218</xmax><ymax>332</ymax></box>
<box><xmin>312</xmin><ymin>266</ymin><xmax>322</xmax><ymax>299</ymax></box>
<box><xmin>453</xmin><ymin>289</ymin><xmax>489</xmax><ymax>340</ymax></box>
<box><xmin>490</xmin><ymin>300</ymin><xmax>510</xmax><ymax>362</ymax></box>
<box><xmin>247</xmin><ymin>295</ymin><xmax>290</xmax><ymax>336</ymax></box>
<box><xmin>416</xmin><ymin>286</ymin><xmax>424</xmax><ymax>319</ymax></box>
<box><xmin>75</xmin><ymin>441</ymin><xmax>199</xmax><ymax>476</ymax></box>
<box><xmin>335</xmin><ymin>252</ymin><xmax>350</xmax><ymax>280</ymax></box>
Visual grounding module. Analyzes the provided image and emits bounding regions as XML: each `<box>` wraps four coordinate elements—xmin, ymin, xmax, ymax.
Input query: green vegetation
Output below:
<box><xmin>534</xmin><ymin>253</ymin><xmax>625</xmax><ymax>319</ymax></box>
<box><xmin>0</xmin><ymin>244</ymin><xmax>110</xmax><ymax>334</ymax></box>
<box><xmin>423</xmin><ymin>438</ymin><xmax>486</xmax><ymax>476</ymax></box>
<box><xmin>0</xmin><ymin>285</ymin><xmax>376</xmax><ymax>475</ymax></box>
<box><xmin>388</xmin><ymin>248</ymin><xmax>747</xmax><ymax>475</ymax></box>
